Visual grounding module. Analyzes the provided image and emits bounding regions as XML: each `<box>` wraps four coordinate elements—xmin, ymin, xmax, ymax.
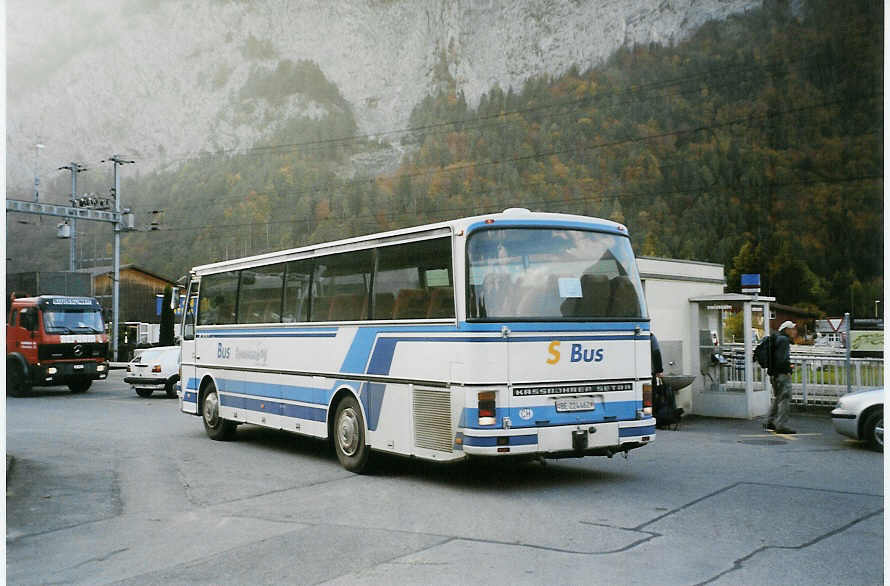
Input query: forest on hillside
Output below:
<box><xmin>10</xmin><ymin>0</ymin><xmax>882</xmax><ymax>317</ymax></box>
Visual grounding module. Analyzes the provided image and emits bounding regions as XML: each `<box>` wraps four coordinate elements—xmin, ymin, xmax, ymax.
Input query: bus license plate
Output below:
<box><xmin>555</xmin><ymin>397</ymin><xmax>596</xmax><ymax>412</ymax></box>
<box><xmin>73</xmin><ymin>364</ymin><xmax>84</xmax><ymax>370</ymax></box>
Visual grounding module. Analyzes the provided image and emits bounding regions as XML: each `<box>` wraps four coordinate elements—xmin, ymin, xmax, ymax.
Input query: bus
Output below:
<box><xmin>179</xmin><ymin>208</ymin><xmax>655</xmax><ymax>472</ymax></box>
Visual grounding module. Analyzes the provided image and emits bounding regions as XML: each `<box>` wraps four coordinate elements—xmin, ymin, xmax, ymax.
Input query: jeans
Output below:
<box><xmin>768</xmin><ymin>373</ymin><xmax>792</xmax><ymax>428</ymax></box>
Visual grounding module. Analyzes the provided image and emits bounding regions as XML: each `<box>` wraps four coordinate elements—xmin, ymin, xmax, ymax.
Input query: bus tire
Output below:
<box><xmin>202</xmin><ymin>382</ymin><xmax>235</xmax><ymax>441</ymax></box>
<box><xmin>333</xmin><ymin>395</ymin><xmax>371</xmax><ymax>473</ymax></box>
<box><xmin>165</xmin><ymin>375</ymin><xmax>179</xmax><ymax>398</ymax></box>
<box><xmin>136</xmin><ymin>388</ymin><xmax>153</xmax><ymax>398</ymax></box>
<box><xmin>7</xmin><ymin>361</ymin><xmax>31</xmax><ymax>397</ymax></box>
<box><xmin>68</xmin><ymin>379</ymin><xmax>91</xmax><ymax>393</ymax></box>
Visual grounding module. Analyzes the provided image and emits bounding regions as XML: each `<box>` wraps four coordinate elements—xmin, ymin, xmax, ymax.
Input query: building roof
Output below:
<box><xmin>79</xmin><ymin>264</ymin><xmax>175</xmax><ymax>286</ymax></box>
<box><xmin>689</xmin><ymin>293</ymin><xmax>776</xmax><ymax>303</ymax></box>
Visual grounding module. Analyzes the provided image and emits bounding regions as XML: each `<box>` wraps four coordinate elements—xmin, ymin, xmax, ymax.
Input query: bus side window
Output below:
<box><xmin>197</xmin><ymin>271</ymin><xmax>239</xmax><ymax>326</ymax></box>
<box><xmin>238</xmin><ymin>263</ymin><xmax>286</xmax><ymax>324</ymax></box>
<box><xmin>312</xmin><ymin>250</ymin><xmax>372</xmax><ymax>322</ymax></box>
<box><xmin>375</xmin><ymin>237</ymin><xmax>454</xmax><ymax>320</ymax></box>
<box><xmin>283</xmin><ymin>259</ymin><xmax>312</xmax><ymax>323</ymax></box>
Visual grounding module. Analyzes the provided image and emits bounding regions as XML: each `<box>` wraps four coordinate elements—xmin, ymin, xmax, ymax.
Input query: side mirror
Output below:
<box><xmin>183</xmin><ymin>323</ymin><xmax>194</xmax><ymax>340</ymax></box>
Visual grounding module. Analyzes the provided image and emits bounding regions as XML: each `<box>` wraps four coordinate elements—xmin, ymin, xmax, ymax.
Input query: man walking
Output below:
<box><xmin>766</xmin><ymin>320</ymin><xmax>797</xmax><ymax>434</ymax></box>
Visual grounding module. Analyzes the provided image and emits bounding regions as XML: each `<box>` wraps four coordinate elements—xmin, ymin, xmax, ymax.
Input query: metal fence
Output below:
<box><xmin>722</xmin><ymin>348</ymin><xmax>883</xmax><ymax>406</ymax></box>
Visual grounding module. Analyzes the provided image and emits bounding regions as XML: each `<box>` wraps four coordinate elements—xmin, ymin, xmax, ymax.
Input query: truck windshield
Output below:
<box><xmin>43</xmin><ymin>309</ymin><xmax>105</xmax><ymax>334</ymax></box>
<box><xmin>466</xmin><ymin>227</ymin><xmax>647</xmax><ymax>320</ymax></box>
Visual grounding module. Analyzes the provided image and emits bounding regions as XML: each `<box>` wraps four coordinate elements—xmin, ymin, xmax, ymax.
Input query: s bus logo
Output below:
<box><xmin>546</xmin><ymin>341</ymin><xmax>561</xmax><ymax>364</ymax></box>
<box><xmin>546</xmin><ymin>340</ymin><xmax>605</xmax><ymax>364</ymax></box>
<box><xmin>217</xmin><ymin>343</ymin><xmax>231</xmax><ymax>359</ymax></box>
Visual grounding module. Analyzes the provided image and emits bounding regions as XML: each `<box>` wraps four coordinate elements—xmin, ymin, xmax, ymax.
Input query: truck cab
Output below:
<box><xmin>6</xmin><ymin>295</ymin><xmax>109</xmax><ymax>395</ymax></box>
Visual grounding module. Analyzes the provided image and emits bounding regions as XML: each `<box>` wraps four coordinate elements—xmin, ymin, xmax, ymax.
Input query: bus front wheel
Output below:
<box><xmin>202</xmin><ymin>383</ymin><xmax>235</xmax><ymax>441</ymax></box>
<box><xmin>333</xmin><ymin>395</ymin><xmax>371</xmax><ymax>473</ymax></box>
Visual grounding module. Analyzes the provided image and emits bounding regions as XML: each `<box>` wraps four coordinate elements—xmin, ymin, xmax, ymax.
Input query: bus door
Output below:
<box><xmin>179</xmin><ymin>278</ymin><xmax>200</xmax><ymax>414</ymax></box>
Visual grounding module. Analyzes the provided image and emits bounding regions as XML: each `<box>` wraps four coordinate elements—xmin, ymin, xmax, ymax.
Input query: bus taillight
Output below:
<box><xmin>642</xmin><ymin>383</ymin><xmax>653</xmax><ymax>416</ymax></box>
<box><xmin>478</xmin><ymin>391</ymin><xmax>496</xmax><ymax>426</ymax></box>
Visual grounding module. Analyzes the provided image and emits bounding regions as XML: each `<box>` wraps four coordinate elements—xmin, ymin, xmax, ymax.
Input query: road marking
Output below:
<box><xmin>738</xmin><ymin>432</ymin><xmax>823</xmax><ymax>441</ymax></box>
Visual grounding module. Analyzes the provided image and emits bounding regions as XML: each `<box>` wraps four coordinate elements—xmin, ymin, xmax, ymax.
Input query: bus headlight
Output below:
<box><xmin>478</xmin><ymin>391</ymin><xmax>497</xmax><ymax>426</ymax></box>
<box><xmin>47</xmin><ymin>367</ymin><xmax>58</xmax><ymax>375</ymax></box>
<box><xmin>97</xmin><ymin>364</ymin><xmax>107</xmax><ymax>372</ymax></box>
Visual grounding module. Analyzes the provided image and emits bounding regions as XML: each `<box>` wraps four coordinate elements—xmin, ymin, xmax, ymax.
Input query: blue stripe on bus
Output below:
<box><xmin>462</xmin><ymin>401</ymin><xmax>640</xmax><ymax>429</ymax></box>
<box><xmin>213</xmin><ymin>377</ymin><xmax>330</xmax><ymax>405</ymax></box>
<box><xmin>183</xmin><ymin>391</ymin><xmax>197</xmax><ymax>403</ymax></box>
<box><xmin>198</xmin><ymin>332</ymin><xmax>337</xmax><ymax>339</ymax></box>
<box><xmin>198</xmin><ymin>327</ymin><xmax>338</xmax><ymax>335</ymax></box>
<box><xmin>619</xmin><ymin>425</ymin><xmax>656</xmax><ymax>438</ymax></box>
<box><xmin>219</xmin><ymin>394</ymin><xmax>327</xmax><ymax>422</ymax></box>
<box><xmin>458</xmin><ymin>321</ymin><xmax>649</xmax><ymax>332</ymax></box>
<box><xmin>462</xmin><ymin>434</ymin><xmax>539</xmax><ymax>447</ymax></box>
<box><xmin>340</xmin><ymin>325</ymin><xmax>456</xmax><ymax>374</ymax></box>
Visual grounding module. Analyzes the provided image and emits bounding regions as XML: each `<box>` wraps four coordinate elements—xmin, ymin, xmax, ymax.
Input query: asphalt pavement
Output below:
<box><xmin>6</xmin><ymin>371</ymin><xmax>884</xmax><ymax>585</ymax></box>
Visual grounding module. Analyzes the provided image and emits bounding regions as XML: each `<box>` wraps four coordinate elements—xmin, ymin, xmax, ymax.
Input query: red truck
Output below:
<box><xmin>6</xmin><ymin>295</ymin><xmax>109</xmax><ymax>396</ymax></box>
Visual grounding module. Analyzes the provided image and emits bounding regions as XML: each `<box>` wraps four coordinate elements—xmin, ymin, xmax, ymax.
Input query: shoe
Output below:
<box><xmin>764</xmin><ymin>422</ymin><xmax>775</xmax><ymax>431</ymax></box>
<box><xmin>774</xmin><ymin>427</ymin><xmax>796</xmax><ymax>434</ymax></box>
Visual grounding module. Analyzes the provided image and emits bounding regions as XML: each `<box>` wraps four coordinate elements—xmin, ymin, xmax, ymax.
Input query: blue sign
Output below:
<box><xmin>741</xmin><ymin>274</ymin><xmax>761</xmax><ymax>287</ymax></box>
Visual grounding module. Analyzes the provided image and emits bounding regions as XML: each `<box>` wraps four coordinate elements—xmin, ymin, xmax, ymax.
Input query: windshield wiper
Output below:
<box><xmin>48</xmin><ymin>327</ymin><xmax>73</xmax><ymax>334</ymax></box>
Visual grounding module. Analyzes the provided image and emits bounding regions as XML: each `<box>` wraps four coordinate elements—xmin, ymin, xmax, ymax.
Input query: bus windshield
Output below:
<box><xmin>43</xmin><ymin>308</ymin><xmax>105</xmax><ymax>334</ymax></box>
<box><xmin>466</xmin><ymin>227</ymin><xmax>647</xmax><ymax>320</ymax></box>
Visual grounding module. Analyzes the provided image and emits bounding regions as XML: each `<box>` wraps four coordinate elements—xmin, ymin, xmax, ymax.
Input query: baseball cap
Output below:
<box><xmin>778</xmin><ymin>320</ymin><xmax>796</xmax><ymax>332</ymax></box>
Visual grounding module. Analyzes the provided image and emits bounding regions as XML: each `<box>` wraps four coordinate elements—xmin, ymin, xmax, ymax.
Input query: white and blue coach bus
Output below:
<box><xmin>179</xmin><ymin>209</ymin><xmax>655</xmax><ymax>472</ymax></box>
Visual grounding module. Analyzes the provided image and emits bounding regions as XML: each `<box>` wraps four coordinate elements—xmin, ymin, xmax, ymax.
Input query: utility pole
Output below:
<box><xmin>33</xmin><ymin>143</ymin><xmax>45</xmax><ymax>202</ymax></box>
<box><xmin>102</xmin><ymin>155</ymin><xmax>135</xmax><ymax>362</ymax></box>
<box><xmin>58</xmin><ymin>162</ymin><xmax>88</xmax><ymax>271</ymax></box>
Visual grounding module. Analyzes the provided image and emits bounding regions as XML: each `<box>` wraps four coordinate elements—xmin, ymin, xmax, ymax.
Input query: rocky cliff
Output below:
<box><xmin>7</xmin><ymin>0</ymin><xmax>760</xmax><ymax>190</ymax></box>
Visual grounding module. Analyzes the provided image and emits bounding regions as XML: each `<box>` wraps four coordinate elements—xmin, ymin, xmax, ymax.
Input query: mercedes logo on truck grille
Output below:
<box><xmin>73</xmin><ymin>344</ymin><xmax>84</xmax><ymax>357</ymax></box>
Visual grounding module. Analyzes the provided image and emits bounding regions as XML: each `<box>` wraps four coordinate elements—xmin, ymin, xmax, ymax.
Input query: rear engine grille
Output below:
<box><xmin>413</xmin><ymin>388</ymin><xmax>452</xmax><ymax>452</ymax></box>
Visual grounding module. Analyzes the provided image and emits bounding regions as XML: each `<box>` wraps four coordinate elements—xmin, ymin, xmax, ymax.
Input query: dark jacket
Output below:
<box><xmin>650</xmin><ymin>333</ymin><xmax>663</xmax><ymax>376</ymax></box>
<box><xmin>768</xmin><ymin>332</ymin><xmax>792</xmax><ymax>376</ymax></box>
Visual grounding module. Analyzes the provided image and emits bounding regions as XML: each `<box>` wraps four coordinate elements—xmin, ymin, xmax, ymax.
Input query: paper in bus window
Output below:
<box><xmin>558</xmin><ymin>277</ymin><xmax>582</xmax><ymax>298</ymax></box>
<box><xmin>425</xmin><ymin>269</ymin><xmax>450</xmax><ymax>287</ymax></box>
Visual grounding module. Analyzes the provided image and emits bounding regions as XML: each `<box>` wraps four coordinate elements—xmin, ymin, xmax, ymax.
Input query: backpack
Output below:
<box><xmin>654</xmin><ymin>380</ymin><xmax>684</xmax><ymax>429</ymax></box>
<box><xmin>754</xmin><ymin>334</ymin><xmax>774</xmax><ymax>369</ymax></box>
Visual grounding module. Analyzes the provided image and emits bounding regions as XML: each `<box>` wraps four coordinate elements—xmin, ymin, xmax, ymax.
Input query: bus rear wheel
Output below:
<box><xmin>202</xmin><ymin>382</ymin><xmax>235</xmax><ymax>440</ymax></box>
<box><xmin>333</xmin><ymin>395</ymin><xmax>371</xmax><ymax>473</ymax></box>
<box><xmin>7</xmin><ymin>362</ymin><xmax>31</xmax><ymax>397</ymax></box>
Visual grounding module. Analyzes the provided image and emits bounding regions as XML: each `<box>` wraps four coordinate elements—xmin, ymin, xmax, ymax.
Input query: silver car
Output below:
<box><xmin>831</xmin><ymin>388</ymin><xmax>883</xmax><ymax>452</ymax></box>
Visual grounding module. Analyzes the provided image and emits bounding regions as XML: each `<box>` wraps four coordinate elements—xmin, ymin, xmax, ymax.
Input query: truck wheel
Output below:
<box><xmin>202</xmin><ymin>382</ymin><xmax>235</xmax><ymax>440</ymax></box>
<box><xmin>7</xmin><ymin>362</ymin><xmax>31</xmax><ymax>397</ymax></box>
<box><xmin>68</xmin><ymin>379</ymin><xmax>92</xmax><ymax>393</ymax></box>
<box><xmin>333</xmin><ymin>395</ymin><xmax>371</xmax><ymax>473</ymax></box>
<box><xmin>165</xmin><ymin>375</ymin><xmax>180</xmax><ymax>398</ymax></box>
<box><xmin>136</xmin><ymin>388</ymin><xmax>153</xmax><ymax>398</ymax></box>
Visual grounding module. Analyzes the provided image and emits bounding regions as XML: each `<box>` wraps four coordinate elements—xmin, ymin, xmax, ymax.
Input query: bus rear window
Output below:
<box><xmin>466</xmin><ymin>228</ymin><xmax>647</xmax><ymax>321</ymax></box>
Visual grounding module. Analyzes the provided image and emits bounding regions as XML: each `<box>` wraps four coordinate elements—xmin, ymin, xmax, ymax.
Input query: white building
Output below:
<box><xmin>638</xmin><ymin>256</ymin><xmax>771</xmax><ymax>419</ymax></box>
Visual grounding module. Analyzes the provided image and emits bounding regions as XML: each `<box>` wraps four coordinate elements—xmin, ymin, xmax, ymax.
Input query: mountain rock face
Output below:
<box><xmin>7</xmin><ymin>0</ymin><xmax>760</xmax><ymax>190</ymax></box>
